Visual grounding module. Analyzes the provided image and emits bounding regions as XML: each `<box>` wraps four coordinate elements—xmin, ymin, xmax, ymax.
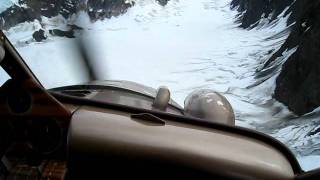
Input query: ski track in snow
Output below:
<box><xmin>1</xmin><ymin>0</ymin><xmax>320</xmax><ymax>171</ymax></box>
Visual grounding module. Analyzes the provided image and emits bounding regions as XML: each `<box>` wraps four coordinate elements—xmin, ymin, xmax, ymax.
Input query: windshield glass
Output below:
<box><xmin>0</xmin><ymin>67</ymin><xmax>10</xmax><ymax>86</ymax></box>
<box><xmin>1</xmin><ymin>0</ymin><xmax>320</xmax><ymax>171</ymax></box>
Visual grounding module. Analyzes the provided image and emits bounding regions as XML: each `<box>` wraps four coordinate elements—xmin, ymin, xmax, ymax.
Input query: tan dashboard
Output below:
<box><xmin>69</xmin><ymin>106</ymin><xmax>295</xmax><ymax>179</ymax></box>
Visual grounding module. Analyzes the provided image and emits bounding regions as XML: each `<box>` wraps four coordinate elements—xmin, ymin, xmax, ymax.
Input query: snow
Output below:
<box><xmin>0</xmin><ymin>68</ymin><xmax>10</xmax><ymax>86</ymax></box>
<box><xmin>0</xmin><ymin>0</ymin><xmax>25</xmax><ymax>12</ymax></box>
<box><xmin>299</xmin><ymin>156</ymin><xmax>320</xmax><ymax>171</ymax></box>
<box><xmin>0</xmin><ymin>0</ymin><xmax>16</xmax><ymax>12</ymax></box>
<box><xmin>1</xmin><ymin>0</ymin><xmax>320</xmax><ymax>171</ymax></box>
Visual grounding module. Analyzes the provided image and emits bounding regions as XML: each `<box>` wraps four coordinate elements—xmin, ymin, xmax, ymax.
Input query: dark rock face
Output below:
<box><xmin>0</xmin><ymin>0</ymin><xmax>134</xmax><ymax>30</ymax></box>
<box><xmin>274</xmin><ymin>0</ymin><xmax>320</xmax><ymax>115</ymax></box>
<box><xmin>156</xmin><ymin>0</ymin><xmax>170</xmax><ymax>6</ymax></box>
<box><xmin>0</xmin><ymin>0</ymin><xmax>78</xmax><ymax>30</ymax></box>
<box><xmin>32</xmin><ymin>29</ymin><xmax>47</xmax><ymax>42</ymax></box>
<box><xmin>231</xmin><ymin>0</ymin><xmax>293</xmax><ymax>29</ymax></box>
<box><xmin>232</xmin><ymin>0</ymin><xmax>320</xmax><ymax>115</ymax></box>
<box><xmin>0</xmin><ymin>5</ymin><xmax>38</xmax><ymax>30</ymax></box>
<box><xmin>86</xmin><ymin>0</ymin><xmax>133</xmax><ymax>21</ymax></box>
<box><xmin>49</xmin><ymin>29</ymin><xmax>74</xmax><ymax>38</ymax></box>
<box><xmin>48</xmin><ymin>24</ymin><xmax>83</xmax><ymax>38</ymax></box>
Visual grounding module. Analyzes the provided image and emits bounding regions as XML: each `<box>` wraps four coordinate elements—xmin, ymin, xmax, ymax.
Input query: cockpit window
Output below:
<box><xmin>1</xmin><ymin>0</ymin><xmax>320</xmax><ymax>171</ymax></box>
<box><xmin>0</xmin><ymin>67</ymin><xmax>10</xmax><ymax>86</ymax></box>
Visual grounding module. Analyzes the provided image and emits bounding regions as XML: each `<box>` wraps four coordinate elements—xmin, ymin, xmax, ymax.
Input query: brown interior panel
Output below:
<box><xmin>0</xmin><ymin>79</ymin><xmax>71</xmax><ymax>118</ymax></box>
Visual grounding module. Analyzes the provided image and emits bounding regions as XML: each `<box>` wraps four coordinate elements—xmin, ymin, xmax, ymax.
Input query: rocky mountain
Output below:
<box><xmin>0</xmin><ymin>0</ymin><xmax>171</xmax><ymax>41</ymax></box>
<box><xmin>0</xmin><ymin>0</ymin><xmax>134</xmax><ymax>30</ymax></box>
<box><xmin>232</xmin><ymin>0</ymin><xmax>320</xmax><ymax>115</ymax></box>
<box><xmin>156</xmin><ymin>0</ymin><xmax>169</xmax><ymax>6</ymax></box>
<box><xmin>230</xmin><ymin>0</ymin><xmax>293</xmax><ymax>29</ymax></box>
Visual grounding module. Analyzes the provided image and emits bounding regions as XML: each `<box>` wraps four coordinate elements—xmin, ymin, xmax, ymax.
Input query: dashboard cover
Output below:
<box><xmin>68</xmin><ymin>106</ymin><xmax>295</xmax><ymax>179</ymax></box>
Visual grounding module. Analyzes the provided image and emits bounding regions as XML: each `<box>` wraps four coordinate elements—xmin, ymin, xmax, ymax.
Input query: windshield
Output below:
<box><xmin>1</xmin><ymin>0</ymin><xmax>320</xmax><ymax>171</ymax></box>
<box><xmin>0</xmin><ymin>67</ymin><xmax>10</xmax><ymax>86</ymax></box>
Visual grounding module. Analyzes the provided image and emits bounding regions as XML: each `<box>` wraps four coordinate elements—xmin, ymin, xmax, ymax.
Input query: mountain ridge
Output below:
<box><xmin>0</xmin><ymin>0</ymin><xmax>134</xmax><ymax>30</ymax></box>
<box><xmin>232</xmin><ymin>0</ymin><xmax>320</xmax><ymax>115</ymax></box>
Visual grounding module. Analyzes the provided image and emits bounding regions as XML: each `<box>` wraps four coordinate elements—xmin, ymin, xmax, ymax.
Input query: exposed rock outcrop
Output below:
<box><xmin>0</xmin><ymin>0</ymin><xmax>134</xmax><ymax>30</ymax></box>
<box><xmin>86</xmin><ymin>0</ymin><xmax>133</xmax><ymax>21</ymax></box>
<box><xmin>32</xmin><ymin>29</ymin><xmax>47</xmax><ymax>42</ymax></box>
<box><xmin>231</xmin><ymin>0</ymin><xmax>320</xmax><ymax>115</ymax></box>
<box><xmin>49</xmin><ymin>29</ymin><xmax>74</xmax><ymax>38</ymax></box>
<box><xmin>48</xmin><ymin>24</ymin><xmax>82</xmax><ymax>38</ymax></box>
<box><xmin>0</xmin><ymin>0</ymin><xmax>78</xmax><ymax>30</ymax></box>
<box><xmin>156</xmin><ymin>0</ymin><xmax>170</xmax><ymax>6</ymax></box>
<box><xmin>274</xmin><ymin>1</ymin><xmax>320</xmax><ymax>115</ymax></box>
<box><xmin>230</xmin><ymin>0</ymin><xmax>293</xmax><ymax>29</ymax></box>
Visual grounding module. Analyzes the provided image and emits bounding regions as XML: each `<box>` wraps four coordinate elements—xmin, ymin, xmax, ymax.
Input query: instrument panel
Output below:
<box><xmin>1</xmin><ymin>117</ymin><xmax>70</xmax><ymax>180</ymax></box>
<box><xmin>0</xmin><ymin>74</ymin><xmax>72</xmax><ymax>179</ymax></box>
<box><xmin>15</xmin><ymin>118</ymin><xmax>65</xmax><ymax>155</ymax></box>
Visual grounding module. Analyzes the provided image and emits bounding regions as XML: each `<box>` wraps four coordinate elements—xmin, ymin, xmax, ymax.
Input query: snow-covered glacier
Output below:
<box><xmin>0</xmin><ymin>0</ymin><xmax>18</xmax><ymax>12</ymax></box>
<box><xmin>1</xmin><ymin>0</ymin><xmax>320</xmax><ymax>171</ymax></box>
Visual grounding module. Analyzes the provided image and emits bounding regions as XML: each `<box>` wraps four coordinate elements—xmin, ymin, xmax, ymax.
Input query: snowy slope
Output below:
<box><xmin>0</xmin><ymin>0</ymin><xmax>18</xmax><ymax>13</ymax></box>
<box><xmin>1</xmin><ymin>0</ymin><xmax>320</xmax><ymax>171</ymax></box>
